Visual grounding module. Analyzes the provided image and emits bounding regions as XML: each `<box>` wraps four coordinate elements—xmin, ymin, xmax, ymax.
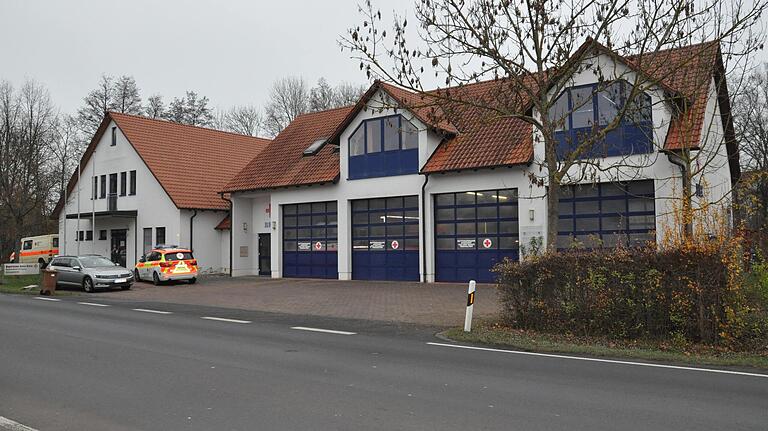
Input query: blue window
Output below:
<box><xmin>556</xmin><ymin>180</ymin><xmax>655</xmax><ymax>249</ymax></box>
<box><xmin>282</xmin><ymin>201</ymin><xmax>338</xmax><ymax>279</ymax></box>
<box><xmin>551</xmin><ymin>81</ymin><xmax>653</xmax><ymax>159</ymax></box>
<box><xmin>348</xmin><ymin>115</ymin><xmax>419</xmax><ymax>179</ymax></box>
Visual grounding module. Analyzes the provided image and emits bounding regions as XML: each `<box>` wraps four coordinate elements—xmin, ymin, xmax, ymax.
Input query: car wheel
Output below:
<box><xmin>189</xmin><ymin>277</ymin><xmax>197</xmax><ymax>284</ymax></box>
<box><xmin>134</xmin><ymin>269</ymin><xmax>141</xmax><ymax>282</ymax></box>
<box><xmin>152</xmin><ymin>272</ymin><xmax>161</xmax><ymax>286</ymax></box>
<box><xmin>83</xmin><ymin>277</ymin><xmax>95</xmax><ymax>293</ymax></box>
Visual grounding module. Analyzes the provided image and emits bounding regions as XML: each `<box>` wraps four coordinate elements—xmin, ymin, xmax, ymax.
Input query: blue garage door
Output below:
<box><xmin>557</xmin><ymin>180</ymin><xmax>655</xmax><ymax>249</ymax></box>
<box><xmin>282</xmin><ymin>201</ymin><xmax>338</xmax><ymax>279</ymax></box>
<box><xmin>435</xmin><ymin>189</ymin><xmax>519</xmax><ymax>283</ymax></box>
<box><xmin>352</xmin><ymin>196</ymin><xmax>420</xmax><ymax>281</ymax></box>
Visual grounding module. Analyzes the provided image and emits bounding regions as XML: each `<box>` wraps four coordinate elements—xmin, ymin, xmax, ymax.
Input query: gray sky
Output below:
<box><xmin>0</xmin><ymin>0</ymin><xmax>414</xmax><ymax>115</ymax></box>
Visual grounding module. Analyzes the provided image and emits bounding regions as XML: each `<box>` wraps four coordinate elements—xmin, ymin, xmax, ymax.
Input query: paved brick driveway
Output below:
<box><xmin>107</xmin><ymin>276</ymin><xmax>502</xmax><ymax>327</ymax></box>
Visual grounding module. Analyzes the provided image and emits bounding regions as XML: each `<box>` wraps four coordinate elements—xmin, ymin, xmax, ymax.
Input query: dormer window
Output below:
<box><xmin>348</xmin><ymin>115</ymin><xmax>419</xmax><ymax>180</ymax></box>
<box><xmin>551</xmin><ymin>80</ymin><xmax>653</xmax><ymax>159</ymax></box>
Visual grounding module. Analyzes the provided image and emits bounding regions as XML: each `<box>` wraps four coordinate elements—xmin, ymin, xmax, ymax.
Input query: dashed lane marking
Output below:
<box><xmin>291</xmin><ymin>326</ymin><xmax>356</xmax><ymax>335</ymax></box>
<box><xmin>77</xmin><ymin>302</ymin><xmax>110</xmax><ymax>307</ymax></box>
<box><xmin>201</xmin><ymin>316</ymin><xmax>251</xmax><ymax>324</ymax></box>
<box><xmin>426</xmin><ymin>342</ymin><xmax>768</xmax><ymax>379</ymax></box>
<box><xmin>34</xmin><ymin>297</ymin><xmax>60</xmax><ymax>301</ymax></box>
<box><xmin>131</xmin><ymin>308</ymin><xmax>172</xmax><ymax>315</ymax></box>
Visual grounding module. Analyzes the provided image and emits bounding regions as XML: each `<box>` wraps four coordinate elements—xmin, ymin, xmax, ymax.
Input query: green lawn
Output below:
<box><xmin>443</xmin><ymin>320</ymin><xmax>768</xmax><ymax>370</ymax></box>
<box><xmin>0</xmin><ymin>273</ymin><xmax>78</xmax><ymax>296</ymax></box>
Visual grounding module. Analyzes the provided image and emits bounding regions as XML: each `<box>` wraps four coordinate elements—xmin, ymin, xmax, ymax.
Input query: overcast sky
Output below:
<box><xmin>0</xmin><ymin>0</ymin><xmax>414</xmax><ymax>115</ymax></box>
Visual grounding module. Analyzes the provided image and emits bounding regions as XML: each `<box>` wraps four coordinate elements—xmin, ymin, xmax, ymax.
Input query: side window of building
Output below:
<box><xmin>348</xmin><ymin>115</ymin><xmax>420</xmax><ymax>180</ymax></box>
<box><xmin>111</xmin><ymin>127</ymin><xmax>117</xmax><ymax>146</ymax></box>
<box><xmin>100</xmin><ymin>174</ymin><xmax>106</xmax><ymax>199</ymax></box>
<box><xmin>155</xmin><ymin>227</ymin><xmax>166</xmax><ymax>246</ymax></box>
<box><xmin>99</xmin><ymin>230</ymin><xmax>107</xmax><ymax>240</ymax></box>
<box><xmin>86</xmin><ymin>230</ymin><xmax>93</xmax><ymax>241</ymax></box>
<box><xmin>129</xmin><ymin>170</ymin><xmax>137</xmax><ymax>195</ymax></box>
<box><xmin>120</xmin><ymin>172</ymin><xmax>127</xmax><ymax>196</ymax></box>
<box><xmin>109</xmin><ymin>173</ymin><xmax>118</xmax><ymax>196</ymax></box>
<box><xmin>78</xmin><ymin>231</ymin><xmax>84</xmax><ymax>241</ymax></box>
<box><xmin>143</xmin><ymin>228</ymin><xmax>152</xmax><ymax>255</ymax></box>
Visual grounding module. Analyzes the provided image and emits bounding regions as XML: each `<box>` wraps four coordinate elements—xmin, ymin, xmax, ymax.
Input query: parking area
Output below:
<box><xmin>104</xmin><ymin>276</ymin><xmax>502</xmax><ymax>327</ymax></box>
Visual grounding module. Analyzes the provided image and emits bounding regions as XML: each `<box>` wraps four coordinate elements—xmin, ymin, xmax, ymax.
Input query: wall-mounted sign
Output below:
<box><xmin>314</xmin><ymin>241</ymin><xmax>323</xmax><ymax>251</ymax></box>
<box><xmin>239</xmin><ymin>246</ymin><xmax>249</xmax><ymax>257</ymax></box>
<box><xmin>390</xmin><ymin>240</ymin><xmax>400</xmax><ymax>250</ymax></box>
<box><xmin>457</xmin><ymin>239</ymin><xmax>476</xmax><ymax>249</ymax></box>
<box><xmin>481</xmin><ymin>238</ymin><xmax>493</xmax><ymax>249</ymax></box>
<box><xmin>298</xmin><ymin>242</ymin><xmax>312</xmax><ymax>251</ymax></box>
<box><xmin>369</xmin><ymin>240</ymin><xmax>386</xmax><ymax>250</ymax></box>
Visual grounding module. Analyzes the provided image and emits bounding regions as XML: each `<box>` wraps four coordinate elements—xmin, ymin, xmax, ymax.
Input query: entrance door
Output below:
<box><xmin>258</xmin><ymin>233</ymin><xmax>271</xmax><ymax>276</ymax></box>
<box><xmin>110</xmin><ymin>229</ymin><xmax>127</xmax><ymax>267</ymax></box>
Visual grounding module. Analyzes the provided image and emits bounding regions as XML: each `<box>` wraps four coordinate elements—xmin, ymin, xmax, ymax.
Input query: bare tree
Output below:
<box><xmin>264</xmin><ymin>77</ymin><xmax>309</xmax><ymax>137</ymax></box>
<box><xmin>164</xmin><ymin>91</ymin><xmax>214</xmax><ymax>127</ymax></box>
<box><xmin>77</xmin><ymin>74</ymin><xmax>114</xmax><ymax>136</ymax></box>
<box><xmin>49</xmin><ymin>114</ymin><xmax>84</xmax><ymax>206</ymax></box>
<box><xmin>111</xmin><ymin>75</ymin><xmax>143</xmax><ymax>115</ymax></box>
<box><xmin>145</xmin><ymin>94</ymin><xmax>165</xmax><ymax>119</ymax></box>
<box><xmin>342</xmin><ymin>0</ymin><xmax>766</xmax><ymax>247</ymax></box>
<box><xmin>221</xmin><ymin>105</ymin><xmax>263</xmax><ymax>136</ymax></box>
<box><xmin>0</xmin><ymin>79</ymin><xmax>58</xmax><ymax>261</ymax></box>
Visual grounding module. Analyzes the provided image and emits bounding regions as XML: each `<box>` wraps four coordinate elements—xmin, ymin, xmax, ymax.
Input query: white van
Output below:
<box><xmin>19</xmin><ymin>234</ymin><xmax>59</xmax><ymax>267</ymax></box>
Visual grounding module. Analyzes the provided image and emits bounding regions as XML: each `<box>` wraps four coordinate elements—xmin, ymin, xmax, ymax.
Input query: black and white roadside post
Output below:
<box><xmin>464</xmin><ymin>280</ymin><xmax>476</xmax><ymax>332</ymax></box>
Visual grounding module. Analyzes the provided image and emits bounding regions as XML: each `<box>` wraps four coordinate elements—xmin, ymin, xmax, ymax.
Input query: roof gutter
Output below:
<box><xmin>220</xmin><ymin>192</ymin><xmax>233</xmax><ymax>277</ymax></box>
<box><xmin>664</xmin><ymin>149</ymin><xmax>693</xmax><ymax>238</ymax></box>
<box><xmin>420</xmin><ymin>173</ymin><xmax>430</xmax><ymax>282</ymax></box>
<box><xmin>189</xmin><ymin>209</ymin><xmax>198</xmax><ymax>252</ymax></box>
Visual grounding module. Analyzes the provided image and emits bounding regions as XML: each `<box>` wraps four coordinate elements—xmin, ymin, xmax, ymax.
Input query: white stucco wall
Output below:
<box><xmin>58</xmin><ymin>121</ymin><xmax>232</xmax><ymax>272</ymax></box>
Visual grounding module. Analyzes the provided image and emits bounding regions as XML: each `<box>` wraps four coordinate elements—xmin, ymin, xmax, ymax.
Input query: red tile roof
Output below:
<box><xmin>225</xmin><ymin>41</ymin><xmax>729</xmax><ymax>191</ymax></box>
<box><xmin>52</xmin><ymin>113</ymin><xmax>270</xmax><ymax>217</ymax></box>
<box><xmin>222</xmin><ymin>106</ymin><xmax>352</xmax><ymax>192</ymax></box>
<box><xmin>214</xmin><ymin>214</ymin><xmax>231</xmax><ymax>230</ymax></box>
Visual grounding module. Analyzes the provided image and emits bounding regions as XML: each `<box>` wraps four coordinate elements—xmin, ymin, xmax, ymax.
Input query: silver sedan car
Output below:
<box><xmin>48</xmin><ymin>255</ymin><xmax>134</xmax><ymax>292</ymax></box>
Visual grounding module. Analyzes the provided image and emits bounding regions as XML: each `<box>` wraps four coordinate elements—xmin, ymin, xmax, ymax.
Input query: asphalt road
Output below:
<box><xmin>0</xmin><ymin>294</ymin><xmax>766</xmax><ymax>431</ymax></box>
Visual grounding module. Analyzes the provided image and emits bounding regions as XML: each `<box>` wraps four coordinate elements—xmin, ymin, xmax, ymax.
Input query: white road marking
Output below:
<box><xmin>290</xmin><ymin>326</ymin><xmax>356</xmax><ymax>335</ymax></box>
<box><xmin>0</xmin><ymin>416</ymin><xmax>39</xmax><ymax>431</ymax></box>
<box><xmin>77</xmin><ymin>302</ymin><xmax>110</xmax><ymax>307</ymax></box>
<box><xmin>201</xmin><ymin>316</ymin><xmax>251</xmax><ymax>324</ymax></box>
<box><xmin>427</xmin><ymin>342</ymin><xmax>768</xmax><ymax>379</ymax></box>
<box><xmin>34</xmin><ymin>297</ymin><xmax>60</xmax><ymax>302</ymax></box>
<box><xmin>131</xmin><ymin>308</ymin><xmax>172</xmax><ymax>315</ymax></box>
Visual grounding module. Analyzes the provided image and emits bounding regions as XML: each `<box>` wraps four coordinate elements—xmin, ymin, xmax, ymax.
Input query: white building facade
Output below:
<box><xmin>226</xmin><ymin>41</ymin><xmax>737</xmax><ymax>283</ymax></box>
<box><xmin>54</xmin><ymin>112</ymin><xmax>269</xmax><ymax>272</ymax></box>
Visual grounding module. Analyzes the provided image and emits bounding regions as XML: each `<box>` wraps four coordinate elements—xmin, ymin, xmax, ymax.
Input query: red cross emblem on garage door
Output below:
<box><xmin>390</xmin><ymin>240</ymin><xmax>400</xmax><ymax>250</ymax></box>
<box><xmin>482</xmin><ymin>238</ymin><xmax>493</xmax><ymax>249</ymax></box>
<box><xmin>314</xmin><ymin>241</ymin><xmax>323</xmax><ymax>250</ymax></box>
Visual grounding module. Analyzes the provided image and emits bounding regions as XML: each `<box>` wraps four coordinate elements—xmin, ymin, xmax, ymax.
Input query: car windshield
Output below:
<box><xmin>164</xmin><ymin>252</ymin><xmax>194</xmax><ymax>261</ymax></box>
<box><xmin>79</xmin><ymin>256</ymin><xmax>116</xmax><ymax>268</ymax></box>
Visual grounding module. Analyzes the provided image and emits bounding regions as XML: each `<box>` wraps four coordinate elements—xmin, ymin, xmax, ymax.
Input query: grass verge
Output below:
<box><xmin>0</xmin><ymin>273</ymin><xmax>78</xmax><ymax>296</ymax></box>
<box><xmin>442</xmin><ymin>320</ymin><xmax>768</xmax><ymax>370</ymax></box>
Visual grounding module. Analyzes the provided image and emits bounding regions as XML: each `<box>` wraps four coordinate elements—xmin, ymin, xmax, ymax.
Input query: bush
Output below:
<box><xmin>494</xmin><ymin>246</ymin><xmax>768</xmax><ymax>351</ymax></box>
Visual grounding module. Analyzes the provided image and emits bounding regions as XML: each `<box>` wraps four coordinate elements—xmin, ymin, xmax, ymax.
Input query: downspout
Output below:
<box><xmin>420</xmin><ymin>173</ymin><xmax>430</xmax><ymax>283</ymax></box>
<box><xmin>665</xmin><ymin>150</ymin><xmax>693</xmax><ymax>238</ymax></box>
<box><xmin>189</xmin><ymin>209</ymin><xmax>198</xmax><ymax>251</ymax></box>
<box><xmin>220</xmin><ymin>192</ymin><xmax>233</xmax><ymax>277</ymax></box>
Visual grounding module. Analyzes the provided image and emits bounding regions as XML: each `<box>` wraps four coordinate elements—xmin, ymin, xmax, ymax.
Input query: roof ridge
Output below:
<box><xmin>108</xmin><ymin>111</ymin><xmax>272</xmax><ymax>142</ymax></box>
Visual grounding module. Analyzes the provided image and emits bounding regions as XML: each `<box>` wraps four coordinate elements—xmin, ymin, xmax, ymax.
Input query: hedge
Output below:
<box><xmin>494</xmin><ymin>246</ymin><xmax>768</xmax><ymax>350</ymax></box>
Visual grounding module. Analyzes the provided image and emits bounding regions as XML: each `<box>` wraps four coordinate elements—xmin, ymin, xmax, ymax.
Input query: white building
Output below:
<box><xmin>223</xmin><ymin>41</ymin><xmax>738</xmax><ymax>283</ymax></box>
<box><xmin>53</xmin><ymin>112</ymin><xmax>270</xmax><ymax>272</ymax></box>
